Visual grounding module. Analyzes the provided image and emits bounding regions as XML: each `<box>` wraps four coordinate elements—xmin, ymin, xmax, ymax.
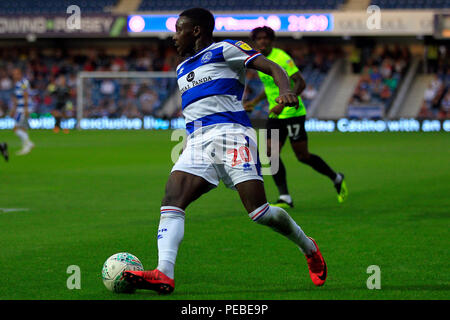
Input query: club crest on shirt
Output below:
<box><xmin>201</xmin><ymin>51</ymin><xmax>213</xmax><ymax>63</ymax></box>
<box><xmin>235</xmin><ymin>41</ymin><xmax>253</xmax><ymax>51</ymax></box>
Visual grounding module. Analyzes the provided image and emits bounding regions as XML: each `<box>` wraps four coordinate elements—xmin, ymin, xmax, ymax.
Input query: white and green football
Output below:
<box><xmin>101</xmin><ymin>252</ymin><xmax>144</xmax><ymax>293</ymax></box>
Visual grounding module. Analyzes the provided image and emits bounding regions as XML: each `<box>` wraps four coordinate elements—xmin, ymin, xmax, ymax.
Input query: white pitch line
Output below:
<box><xmin>0</xmin><ymin>208</ymin><xmax>30</xmax><ymax>214</ymax></box>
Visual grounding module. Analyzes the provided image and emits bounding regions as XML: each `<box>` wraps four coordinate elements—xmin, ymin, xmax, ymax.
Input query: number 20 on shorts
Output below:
<box><xmin>227</xmin><ymin>146</ymin><xmax>252</xmax><ymax>167</ymax></box>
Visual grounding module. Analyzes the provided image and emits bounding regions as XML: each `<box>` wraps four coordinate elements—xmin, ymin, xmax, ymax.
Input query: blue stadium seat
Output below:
<box><xmin>371</xmin><ymin>0</ymin><xmax>450</xmax><ymax>9</ymax></box>
<box><xmin>138</xmin><ymin>0</ymin><xmax>344</xmax><ymax>11</ymax></box>
<box><xmin>0</xmin><ymin>0</ymin><xmax>118</xmax><ymax>14</ymax></box>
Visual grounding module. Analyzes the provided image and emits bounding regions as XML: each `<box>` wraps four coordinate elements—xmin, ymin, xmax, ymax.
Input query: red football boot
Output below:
<box><xmin>123</xmin><ymin>269</ymin><xmax>175</xmax><ymax>294</ymax></box>
<box><xmin>305</xmin><ymin>237</ymin><xmax>327</xmax><ymax>286</ymax></box>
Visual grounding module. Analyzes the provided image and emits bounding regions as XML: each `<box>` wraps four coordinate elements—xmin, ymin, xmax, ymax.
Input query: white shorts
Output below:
<box><xmin>171</xmin><ymin>124</ymin><xmax>263</xmax><ymax>190</ymax></box>
<box><xmin>14</xmin><ymin>111</ymin><xmax>28</xmax><ymax>129</ymax></box>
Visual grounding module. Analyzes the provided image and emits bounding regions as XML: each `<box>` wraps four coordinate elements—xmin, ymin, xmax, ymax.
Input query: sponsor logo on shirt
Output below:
<box><xmin>180</xmin><ymin>74</ymin><xmax>213</xmax><ymax>94</ymax></box>
<box><xmin>235</xmin><ymin>41</ymin><xmax>253</xmax><ymax>51</ymax></box>
<box><xmin>187</xmin><ymin>71</ymin><xmax>195</xmax><ymax>82</ymax></box>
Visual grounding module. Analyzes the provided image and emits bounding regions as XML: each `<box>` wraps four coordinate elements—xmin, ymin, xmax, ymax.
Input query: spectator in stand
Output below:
<box><xmin>370</xmin><ymin>78</ymin><xmax>384</xmax><ymax>99</ymax></box>
<box><xmin>426</xmin><ymin>45</ymin><xmax>439</xmax><ymax>74</ymax></box>
<box><xmin>440</xmin><ymin>91</ymin><xmax>450</xmax><ymax>118</ymax></box>
<box><xmin>302</xmin><ymin>84</ymin><xmax>317</xmax><ymax>101</ymax></box>
<box><xmin>139</xmin><ymin>87</ymin><xmax>159</xmax><ymax>116</ymax></box>
<box><xmin>430</xmin><ymin>85</ymin><xmax>446</xmax><ymax>117</ymax></box>
<box><xmin>0</xmin><ymin>70</ymin><xmax>13</xmax><ymax>105</ymax></box>
<box><xmin>301</xmin><ymin>84</ymin><xmax>318</xmax><ymax>109</ymax></box>
<box><xmin>380</xmin><ymin>59</ymin><xmax>393</xmax><ymax>79</ymax></box>
<box><xmin>423</xmin><ymin>83</ymin><xmax>437</xmax><ymax>109</ymax></box>
<box><xmin>369</xmin><ymin>66</ymin><xmax>382</xmax><ymax>83</ymax></box>
<box><xmin>0</xmin><ymin>100</ymin><xmax>6</xmax><ymax>117</ymax></box>
<box><xmin>430</xmin><ymin>74</ymin><xmax>444</xmax><ymax>92</ymax></box>
<box><xmin>350</xmin><ymin>47</ymin><xmax>362</xmax><ymax>73</ymax></box>
<box><xmin>100</xmin><ymin>79</ymin><xmax>116</xmax><ymax>98</ymax></box>
<box><xmin>380</xmin><ymin>85</ymin><xmax>392</xmax><ymax>103</ymax></box>
<box><xmin>360</xmin><ymin>89</ymin><xmax>371</xmax><ymax>103</ymax></box>
<box><xmin>122</xmin><ymin>101</ymin><xmax>142</xmax><ymax>118</ymax></box>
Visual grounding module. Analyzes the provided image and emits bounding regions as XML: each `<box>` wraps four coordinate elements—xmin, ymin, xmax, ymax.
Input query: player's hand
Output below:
<box><xmin>270</xmin><ymin>104</ymin><xmax>284</xmax><ymax>115</ymax></box>
<box><xmin>243</xmin><ymin>101</ymin><xmax>256</xmax><ymax>112</ymax></box>
<box><xmin>275</xmin><ymin>90</ymin><xmax>299</xmax><ymax>108</ymax></box>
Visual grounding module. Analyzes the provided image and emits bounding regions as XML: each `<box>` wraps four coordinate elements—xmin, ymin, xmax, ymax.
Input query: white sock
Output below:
<box><xmin>249</xmin><ymin>203</ymin><xmax>316</xmax><ymax>255</ymax></box>
<box><xmin>15</xmin><ymin>129</ymin><xmax>30</xmax><ymax>146</ymax></box>
<box><xmin>279</xmin><ymin>194</ymin><xmax>292</xmax><ymax>204</ymax></box>
<box><xmin>156</xmin><ymin>206</ymin><xmax>185</xmax><ymax>279</ymax></box>
<box><xmin>334</xmin><ymin>173</ymin><xmax>342</xmax><ymax>184</ymax></box>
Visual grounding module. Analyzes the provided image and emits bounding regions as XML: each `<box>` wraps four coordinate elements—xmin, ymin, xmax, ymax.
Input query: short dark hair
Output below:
<box><xmin>250</xmin><ymin>26</ymin><xmax>275</xmax><ymax>41</ymax></box>
<box><xmin>180</xmin><ymin>7</ymin><xmax>215</xmax><ymax>36</ymax></box>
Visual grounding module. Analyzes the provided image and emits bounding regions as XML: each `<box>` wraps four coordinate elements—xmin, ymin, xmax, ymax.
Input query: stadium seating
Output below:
<box><xmin>0</xmin><ymin>0</ymin><xmax>118</xmax><ymax>14</ymax></box>
<box><xmin>418</xmin><ymin>51</ymin><xmax>450</xmax><ymax>119</ymax></box>
<box><xmin>347</xmin><ymin>45</ymin><xmax>411</xmax><ymax>119</ymax></box>
<box><xmin>370</xmin><ymin>0</ymin><xmax>450</xmax><ymax>9</ymax></box>
<box><xmin>0</xmin><ymin>45</ymin><xmax>179</xmax><ymax>119</ymax></box>
<box><xmin>0</xmin><ymin>41</ymin><xmax>338</xmax><ymax>120</ymax></box>
<box><xmin>138</xmin><ymin>0</ymin><xmax>345</xmax><ymax>12</ymax></box>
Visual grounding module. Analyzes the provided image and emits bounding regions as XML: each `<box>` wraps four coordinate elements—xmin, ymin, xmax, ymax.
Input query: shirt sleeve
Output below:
<box><xmin>21</xmin><ymin>79</ymin><xmax>30</xmax><ymax>90</ymax></box>
<box><xmin>280</xmin><ymin>51</ymin><xmax>299</xmax><ymax>77</ymax></box>
<box><xmin>222</xmin><ymin>40</ymin><xmax>261</xmax><ymax>70</ymax></box>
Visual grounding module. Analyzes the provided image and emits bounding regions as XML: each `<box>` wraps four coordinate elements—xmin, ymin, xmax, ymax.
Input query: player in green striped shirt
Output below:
<box><xmin>244</xmin><ymin>27</ymin><xmax>347</xmax><ymax>207</ymax></box>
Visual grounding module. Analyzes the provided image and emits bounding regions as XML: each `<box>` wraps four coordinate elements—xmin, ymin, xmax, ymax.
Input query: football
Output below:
<box><xmin>101</xmin><ymin>252</ymin><xmax>144</xmax><ymax>293</ymax></box>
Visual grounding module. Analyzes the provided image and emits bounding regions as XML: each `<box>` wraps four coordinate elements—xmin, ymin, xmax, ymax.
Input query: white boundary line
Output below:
<box><xmin>0</xmin><ymin>208</ymin><xmax>30</xmax><ymax>214</ymax></box>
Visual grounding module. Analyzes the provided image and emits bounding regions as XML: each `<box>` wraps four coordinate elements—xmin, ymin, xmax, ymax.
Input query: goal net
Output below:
<box><xmin>76</xmin><ymin>71</ymin><xmax>182</xmax><ymax>129</ymax></box>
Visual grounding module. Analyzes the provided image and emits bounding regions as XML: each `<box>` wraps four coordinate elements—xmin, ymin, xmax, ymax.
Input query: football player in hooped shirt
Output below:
<box><xmin>123</xmin><ymin>8</ymin><xmax>327</xmax><ymax>294</ymax></box>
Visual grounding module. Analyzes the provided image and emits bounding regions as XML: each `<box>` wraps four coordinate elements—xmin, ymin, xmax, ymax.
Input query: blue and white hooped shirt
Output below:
<box><xmin>176</xmin><ymin>40</ymin><xmax>261</xmax><ymax>135</ymax></box>
<box><xmin>14</xmin><ymin>78</ymin><xmax>30</xmax><ymax>112</ymax></box>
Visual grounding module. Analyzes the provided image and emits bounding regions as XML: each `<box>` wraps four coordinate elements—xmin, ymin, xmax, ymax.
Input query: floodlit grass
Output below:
<box><xmin>0</xmin><ymin>130</ymin><xmax>448</xmax><ymax>299</ymax></box>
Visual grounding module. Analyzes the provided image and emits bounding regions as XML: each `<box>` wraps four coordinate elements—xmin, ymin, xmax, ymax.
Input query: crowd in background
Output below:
<box><xmin>0</xmin><ymin>42</ymin><xmax>334</xmax><ymax>120</ymax></box>
<box><xmin>0</xmin><ymin>44</ymin><xmax>179</xmax><ymax>119</ymax></box>
<box><xmin>418</xmin><ymin>46</ymin><xmax>450</xmax><ymax>119</ymax></box>
<box><xmin>0</xmin><ymin>42</ymin><xmax>448</xmax><ymax>121</ymax></box>
<box><xmin>349</xmin><ymin>45</ymin><xmax>411</xmax><ymax>109</ymax></box>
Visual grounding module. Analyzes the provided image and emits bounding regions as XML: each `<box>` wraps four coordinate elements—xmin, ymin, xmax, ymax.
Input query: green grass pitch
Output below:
<box><xmin>0</xmin><ymin>129</ymin><xmax>448</xmax><ymax>300</ymax></box>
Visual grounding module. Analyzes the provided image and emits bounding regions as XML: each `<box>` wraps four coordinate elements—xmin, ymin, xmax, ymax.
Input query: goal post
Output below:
<box><xmin>76</xmin><ymin>71</ymin><xmax>178</xmax><ymax>129</ymax></box>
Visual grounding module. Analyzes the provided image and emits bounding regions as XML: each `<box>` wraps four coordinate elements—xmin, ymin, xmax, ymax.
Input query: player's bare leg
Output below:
<box><xmin>235</xmin><ymin>179</ymin><xmax>327</xmax><ymax>286</ymax></box>
<box><xmin>123</xmin><ymin>171</ymin><xmax>214</xmax><ymax>294</ymax></box>
<box><xmin>291</xmin><ymin>140</ymin><xmax>347</xmax><ymax>203</ymax></box>
<box><xmin>267</xmin><ymin>138</ymin><xmax>293</xmax><ymax>208</ymax></box>
<box><xmin>161</xmin><ymin>170</ymin><xmax>215</xmax><ymax>209</ymax></box>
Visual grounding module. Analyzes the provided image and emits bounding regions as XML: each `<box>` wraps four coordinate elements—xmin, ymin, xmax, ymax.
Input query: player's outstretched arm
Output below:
<box><xmin>291</xmin><ymin>72</ymin><xmax>306</xmax><ymax>96</ymax></box>
<box><xmin>247</xmin><ymin>55</ymin><xmax>299</xmax><ymax>113</ymax></box>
